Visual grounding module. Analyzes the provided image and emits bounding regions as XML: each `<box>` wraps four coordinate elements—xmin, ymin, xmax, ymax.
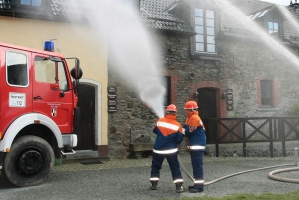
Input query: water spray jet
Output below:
<box><xmin>217</xmin><ymin>0</ymin><xmax>299</xmax><ymax>70</ymax></box>
<box><xmin>63</xmin><ymin>0</ymin><xmax>166</xmax><ymax>119</ymax></box>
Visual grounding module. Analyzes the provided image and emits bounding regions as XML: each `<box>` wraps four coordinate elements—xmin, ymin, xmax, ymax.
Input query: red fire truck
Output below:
<box><xmin>0</xmin><ymin>41</ymin><xmax>82</xmax><ymax>187</ymax></box>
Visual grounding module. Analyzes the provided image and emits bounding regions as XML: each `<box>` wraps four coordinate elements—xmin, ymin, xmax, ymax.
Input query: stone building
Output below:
<box><xmin>107</xmin><ymin>0</ymin><xmax>299</xmax><ymax>158</ymax></box>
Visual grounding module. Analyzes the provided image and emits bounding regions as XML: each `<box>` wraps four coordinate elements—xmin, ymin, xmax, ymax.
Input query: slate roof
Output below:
<box><xmin>147</xmin><ymin>0</ymin><xmax>299</xmax><ymax>44</ymax></box>
<box><xmin>49</xmin><ymin>0</ymin><xmax>84</xmax><ymax>17</ymax></box>
<box><xmin>283</xmin><ymin>5</ymin><xmax>299</xmax><ymax>44</ymax></box>
<box><xmin>225</xmin><ymin>0</ymin><xmax>299</xmax><ymax>44</ymax></box>
<box><xmin>228</xmin><ymin>0</ymin><xmax>273</xmax><ymax>15</ymax></box>
<box><xmin>1</xmin><ymin>0</ymin><xmax>299</xmax><ymax>43</ymax></box>
<box><xmin>140</xmin><ymin>0</ymin><xmax>287</xmax><ymax>39</ymax></box>
<box><xmin>139</xmin><ymin>0</ymin><xmax>277</xmax><ymax>35</ymax></box>
<box><xmin>247</xmin><ymin>8</ymin><xmax>272</xmax><ymax>20</ymax></box>
<box><xmin>219</xmin><ymin>0</ymin><xmax>275</xmax><ymax>39</ymax></box>
<box><xmin>47</xmin><ymin>0</ymin><xmax>195</xmax><ymax>34</ymax></box>
<box><xmin>140</xmin><ymin>0</ymin><xmax>194</xmax><ymax>34</ymax></box>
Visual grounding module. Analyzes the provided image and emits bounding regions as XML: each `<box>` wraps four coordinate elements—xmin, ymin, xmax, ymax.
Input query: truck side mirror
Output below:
<box><xmin>70</xmin><ymin>58</ymin><xmax>82</xmax><ymax>79</ymax></box>
<box><xmin>71</xmin><ymin>67</ymin><xmax>83</xmax><ymax>80</ymax></box>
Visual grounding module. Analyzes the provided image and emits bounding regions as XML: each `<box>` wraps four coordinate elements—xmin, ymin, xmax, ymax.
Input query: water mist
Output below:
<box><xmin>218</xmin><ymin>0</ymin><xmax>299</xmax><ymax>68</ymax></box>
<box><xmin>66</xmin><ymin>0</ymin><xmax>166</xmax><ymax>118</ymax></box>
<box><xmin>61</xmin><ymin>0</ymin><xmax>299</xmax><ymax>119</ymax></box>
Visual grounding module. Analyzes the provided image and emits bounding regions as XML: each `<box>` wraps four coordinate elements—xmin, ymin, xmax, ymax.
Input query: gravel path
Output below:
<box><xmin>0</xmin><ymin>155</ymin><xmax>298</xmax><ymax>199</ymax></box>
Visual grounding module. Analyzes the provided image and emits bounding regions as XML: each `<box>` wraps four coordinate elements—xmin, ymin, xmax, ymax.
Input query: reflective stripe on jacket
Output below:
<box><xmin>153</xmin><ymin>148</ymin><xmax>178</xmax><ymax>154</ymax></box>
<box><xmin>153</xmin><ymin>114</ymin><xmax>184</xmax><ymax>151</ymax></box>
<box><xmin>184</xmin><ymin>111</ymin><xmax>206</xmax><ymax>151</ymax></box>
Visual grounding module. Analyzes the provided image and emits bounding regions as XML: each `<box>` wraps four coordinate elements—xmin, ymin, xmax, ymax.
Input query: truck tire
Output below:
<box><xmin>1</xmin><ymin>135</ymin><xmax>55</xmax><ymax>187</ymax></box>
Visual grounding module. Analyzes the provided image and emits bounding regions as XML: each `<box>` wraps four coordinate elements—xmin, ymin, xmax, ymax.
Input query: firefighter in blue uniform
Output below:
<box><xmin>183</xmin><ymin>101</ymin><xmax>206</xmax><ymax>193</ymax></box>
<box><xmin>150</xmin><ymin>104</ymin><xmax>185</xmax><ymax>193</ymax></box>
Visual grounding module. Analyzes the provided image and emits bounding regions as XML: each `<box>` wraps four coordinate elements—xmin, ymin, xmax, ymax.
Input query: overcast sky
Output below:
<box><xmin>260</xmin><ymin>0</ymin><xmax>291</xmax><ymax>6</ymax></box>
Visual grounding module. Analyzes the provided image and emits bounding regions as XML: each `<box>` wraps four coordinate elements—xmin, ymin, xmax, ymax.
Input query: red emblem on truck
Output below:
<box><xmin>51</xmin><ymin>108</ymin><xmax>57</xmax><ymax>117</ymax></box>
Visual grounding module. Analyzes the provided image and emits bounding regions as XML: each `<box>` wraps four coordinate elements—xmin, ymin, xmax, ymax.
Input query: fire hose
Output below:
<box><xmin>268</xmin><ymin>167</ymin><xmax>299</xmax><ymax>183</ymax></box>
<box><xmin>177</xmin><ymin>155</ymin><xmax>299</xmax><ymax>186</ymax></box>
<box><xmin>157</xmin><ymin>129</ymin><xmax>299</xmax><ymax>184</ymax></box>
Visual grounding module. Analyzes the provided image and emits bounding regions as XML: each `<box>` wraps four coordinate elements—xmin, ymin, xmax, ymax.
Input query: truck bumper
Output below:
<box><xmin>62</xmin><ymin>134</ymin><xmax>77</xmax><ymax>148</ymax></box>
<box><xmin>61</xmin><ymin>134</ymin><xmax>77</xmax><ymax>155</ymax></box>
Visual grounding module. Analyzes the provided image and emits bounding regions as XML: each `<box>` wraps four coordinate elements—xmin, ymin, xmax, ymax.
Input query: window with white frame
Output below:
<box><xmin>268</xmin><ymin>21</ymin><xmax>278</xmax><ymax>37</ymax></box>
<box><xmin>195</xmin><ymin>8</ymin><xmax>216</xmax><ymax>53</ymax></box>
<box><xmin>34</xmin><ymin>56</ymin><xmax>68</xmax><ymax>91</ymax></box>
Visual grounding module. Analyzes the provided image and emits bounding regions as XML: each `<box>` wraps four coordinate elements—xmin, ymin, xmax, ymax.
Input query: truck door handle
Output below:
<box><xmin>34</xmin><ymin>96</ymin><xmax>42</xmax><ymax>100</ymax></box>
<box><xmin>50</xmin><ymin>84</ymin><xmax>59</xmax><ymax>91</ymax></box>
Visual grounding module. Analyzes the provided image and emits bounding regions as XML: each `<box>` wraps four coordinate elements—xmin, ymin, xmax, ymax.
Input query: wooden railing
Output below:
<box><xmin>206</xmin><ymin>117</ymin><xmax>299</xmax><ymax>157</ymax></box>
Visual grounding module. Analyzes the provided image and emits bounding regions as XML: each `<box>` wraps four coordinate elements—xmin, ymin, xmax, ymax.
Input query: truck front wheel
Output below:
<box><xmin>1</xmin><ymin>135</ymin><xmax>55</xmax><ymax>187</ymax></box>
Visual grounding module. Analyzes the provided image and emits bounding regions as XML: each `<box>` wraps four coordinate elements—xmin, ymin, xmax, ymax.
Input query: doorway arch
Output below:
<box><xmin>74</xmin><ymin>79</ymin><xmax>102</xmax><ymax>150</ymax></box>
<box><xmin>197</xmin><ymin>88</ymin><xmax>217</xmax><ymax>142</ymax></box>
<box><xmin>190</xmin><ymin>81</ymin><xmax>227</xmax><ymax>142</ymax></box>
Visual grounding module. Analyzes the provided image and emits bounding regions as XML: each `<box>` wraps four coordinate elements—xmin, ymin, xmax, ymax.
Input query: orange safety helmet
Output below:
<box><xmin>184</xmin><ymin>101</ymin><xmax>198</xmax><ymax>110</ymax></box>
<box><xmin>166</xmin><ymin>104</ymin><xmax>177</xmax><ymax>112</ymax></box>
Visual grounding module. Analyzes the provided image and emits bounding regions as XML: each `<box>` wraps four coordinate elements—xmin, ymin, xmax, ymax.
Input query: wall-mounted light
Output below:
<box><xmin>189</xmin><ymin>73</ymin><xmax>195</xmax><ymax>80</ymax></box>
<box><xmin>193</xmin><ymin>91</ymin><xmax>198</xmax><ymax>98</ymax></box>
<box><xmin>226</xmin><ymin>89</ymin><xmax>234</xmax><ymax>111</ymax></box>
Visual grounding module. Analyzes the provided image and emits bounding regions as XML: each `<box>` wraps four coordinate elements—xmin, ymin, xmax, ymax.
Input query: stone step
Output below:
<box><xmin>61</xmin><ymin>150</ymin><xmax>110</xmax><ymax>164</ymax></box>
<box><xmin>65</xmin><ymin>150</ymin><xmax>99</xmax><ymax>159</ymax></box>
<box><xmin>62</xmin><ymin>156</ymin><xmax>110</xmax><ymax>165</ymax></box>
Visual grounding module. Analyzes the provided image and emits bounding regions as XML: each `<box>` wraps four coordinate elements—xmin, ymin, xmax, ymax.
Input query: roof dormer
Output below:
<box><xmin>248</xmin><ymin>5</ymin><xmax>286</xmax><ymax>40</ymax></box>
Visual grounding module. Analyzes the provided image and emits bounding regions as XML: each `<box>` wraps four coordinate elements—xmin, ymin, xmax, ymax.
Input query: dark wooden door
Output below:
<box><xmin>197</xmin><ymin>88</ymin><xmax>217</xmax><ymax>143</ymax></box>
<box><xmin>73</xmin><ymin>84</ymin><xmax>96</xmax><ymax>150</ymax></box>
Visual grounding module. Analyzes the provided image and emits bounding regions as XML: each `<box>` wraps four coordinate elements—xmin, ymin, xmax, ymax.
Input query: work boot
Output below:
<box><xmin>150</xmin><ymin>181</ymin><xmax>158</xmax><ymax>190</ymax></box>
<box><xmin>176</xmin><ymin>183</ymin><xmax>185</xmax><ymax>193</ymax></box>
<box><xmin>188</xmin><ymin>186</ymin><xmax>204</xmax><ymax>193</ymax></box>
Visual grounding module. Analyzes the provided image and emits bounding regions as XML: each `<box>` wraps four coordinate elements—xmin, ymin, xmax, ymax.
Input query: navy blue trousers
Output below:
<box><xmin>190</xmin><ymin>150</ymin><xmax>204</xmax><ymax>189</ymax></box>
<box><xmin>150</xmin><ymin>152</ymin><xmax>183</xmax><ymax>182</ymax></box>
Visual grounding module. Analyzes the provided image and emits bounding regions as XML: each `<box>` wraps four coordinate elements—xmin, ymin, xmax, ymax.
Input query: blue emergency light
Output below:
<box><xmin>44</xmin><ymin>41</ymin><xmax>54</xmax><ymax>52</ymax></box>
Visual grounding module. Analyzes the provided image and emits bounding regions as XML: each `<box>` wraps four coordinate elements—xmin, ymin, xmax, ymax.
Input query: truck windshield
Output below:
<box><xmin>34</xmin><ymin>56</ymin><xmax>69</xmax><ymax>91</ymax></box>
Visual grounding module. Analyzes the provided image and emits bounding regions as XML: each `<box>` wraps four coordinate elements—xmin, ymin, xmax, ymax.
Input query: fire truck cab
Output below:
<box><xmin>0</xmin><ymin>41</ymin><xmax>82</xmax><ymax>187</ymax></box>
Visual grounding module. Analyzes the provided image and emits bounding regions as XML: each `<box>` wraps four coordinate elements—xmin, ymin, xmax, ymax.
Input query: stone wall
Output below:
<box><xmin>219</xmin><ymin>39</ymin><xmax>299</xmax><ymax>118</ymax></box>
<box><xmin>206</xmin><ymin>141</ymin><xmax>299</xmax><ymax>158</ymax></box>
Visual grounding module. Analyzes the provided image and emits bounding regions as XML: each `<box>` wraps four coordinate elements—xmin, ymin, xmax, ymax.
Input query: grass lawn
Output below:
<box><xmin>161</xmin><ymin>190</ymin><xmax>299</xmax><ymax>200</ymax></box>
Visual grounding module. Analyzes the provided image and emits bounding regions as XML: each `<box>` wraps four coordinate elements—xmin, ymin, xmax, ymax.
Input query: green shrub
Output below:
<box><xmin>288</xmin><ymin>103</ymin><xmax>299</xmax><ymax>116</ymax></box>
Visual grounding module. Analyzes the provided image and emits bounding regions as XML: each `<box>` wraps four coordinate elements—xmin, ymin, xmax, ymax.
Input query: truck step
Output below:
<box><xmin>61</xmin><ymin>149</ymin><xmax>76</xmax><ymax>155</ymax></box>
